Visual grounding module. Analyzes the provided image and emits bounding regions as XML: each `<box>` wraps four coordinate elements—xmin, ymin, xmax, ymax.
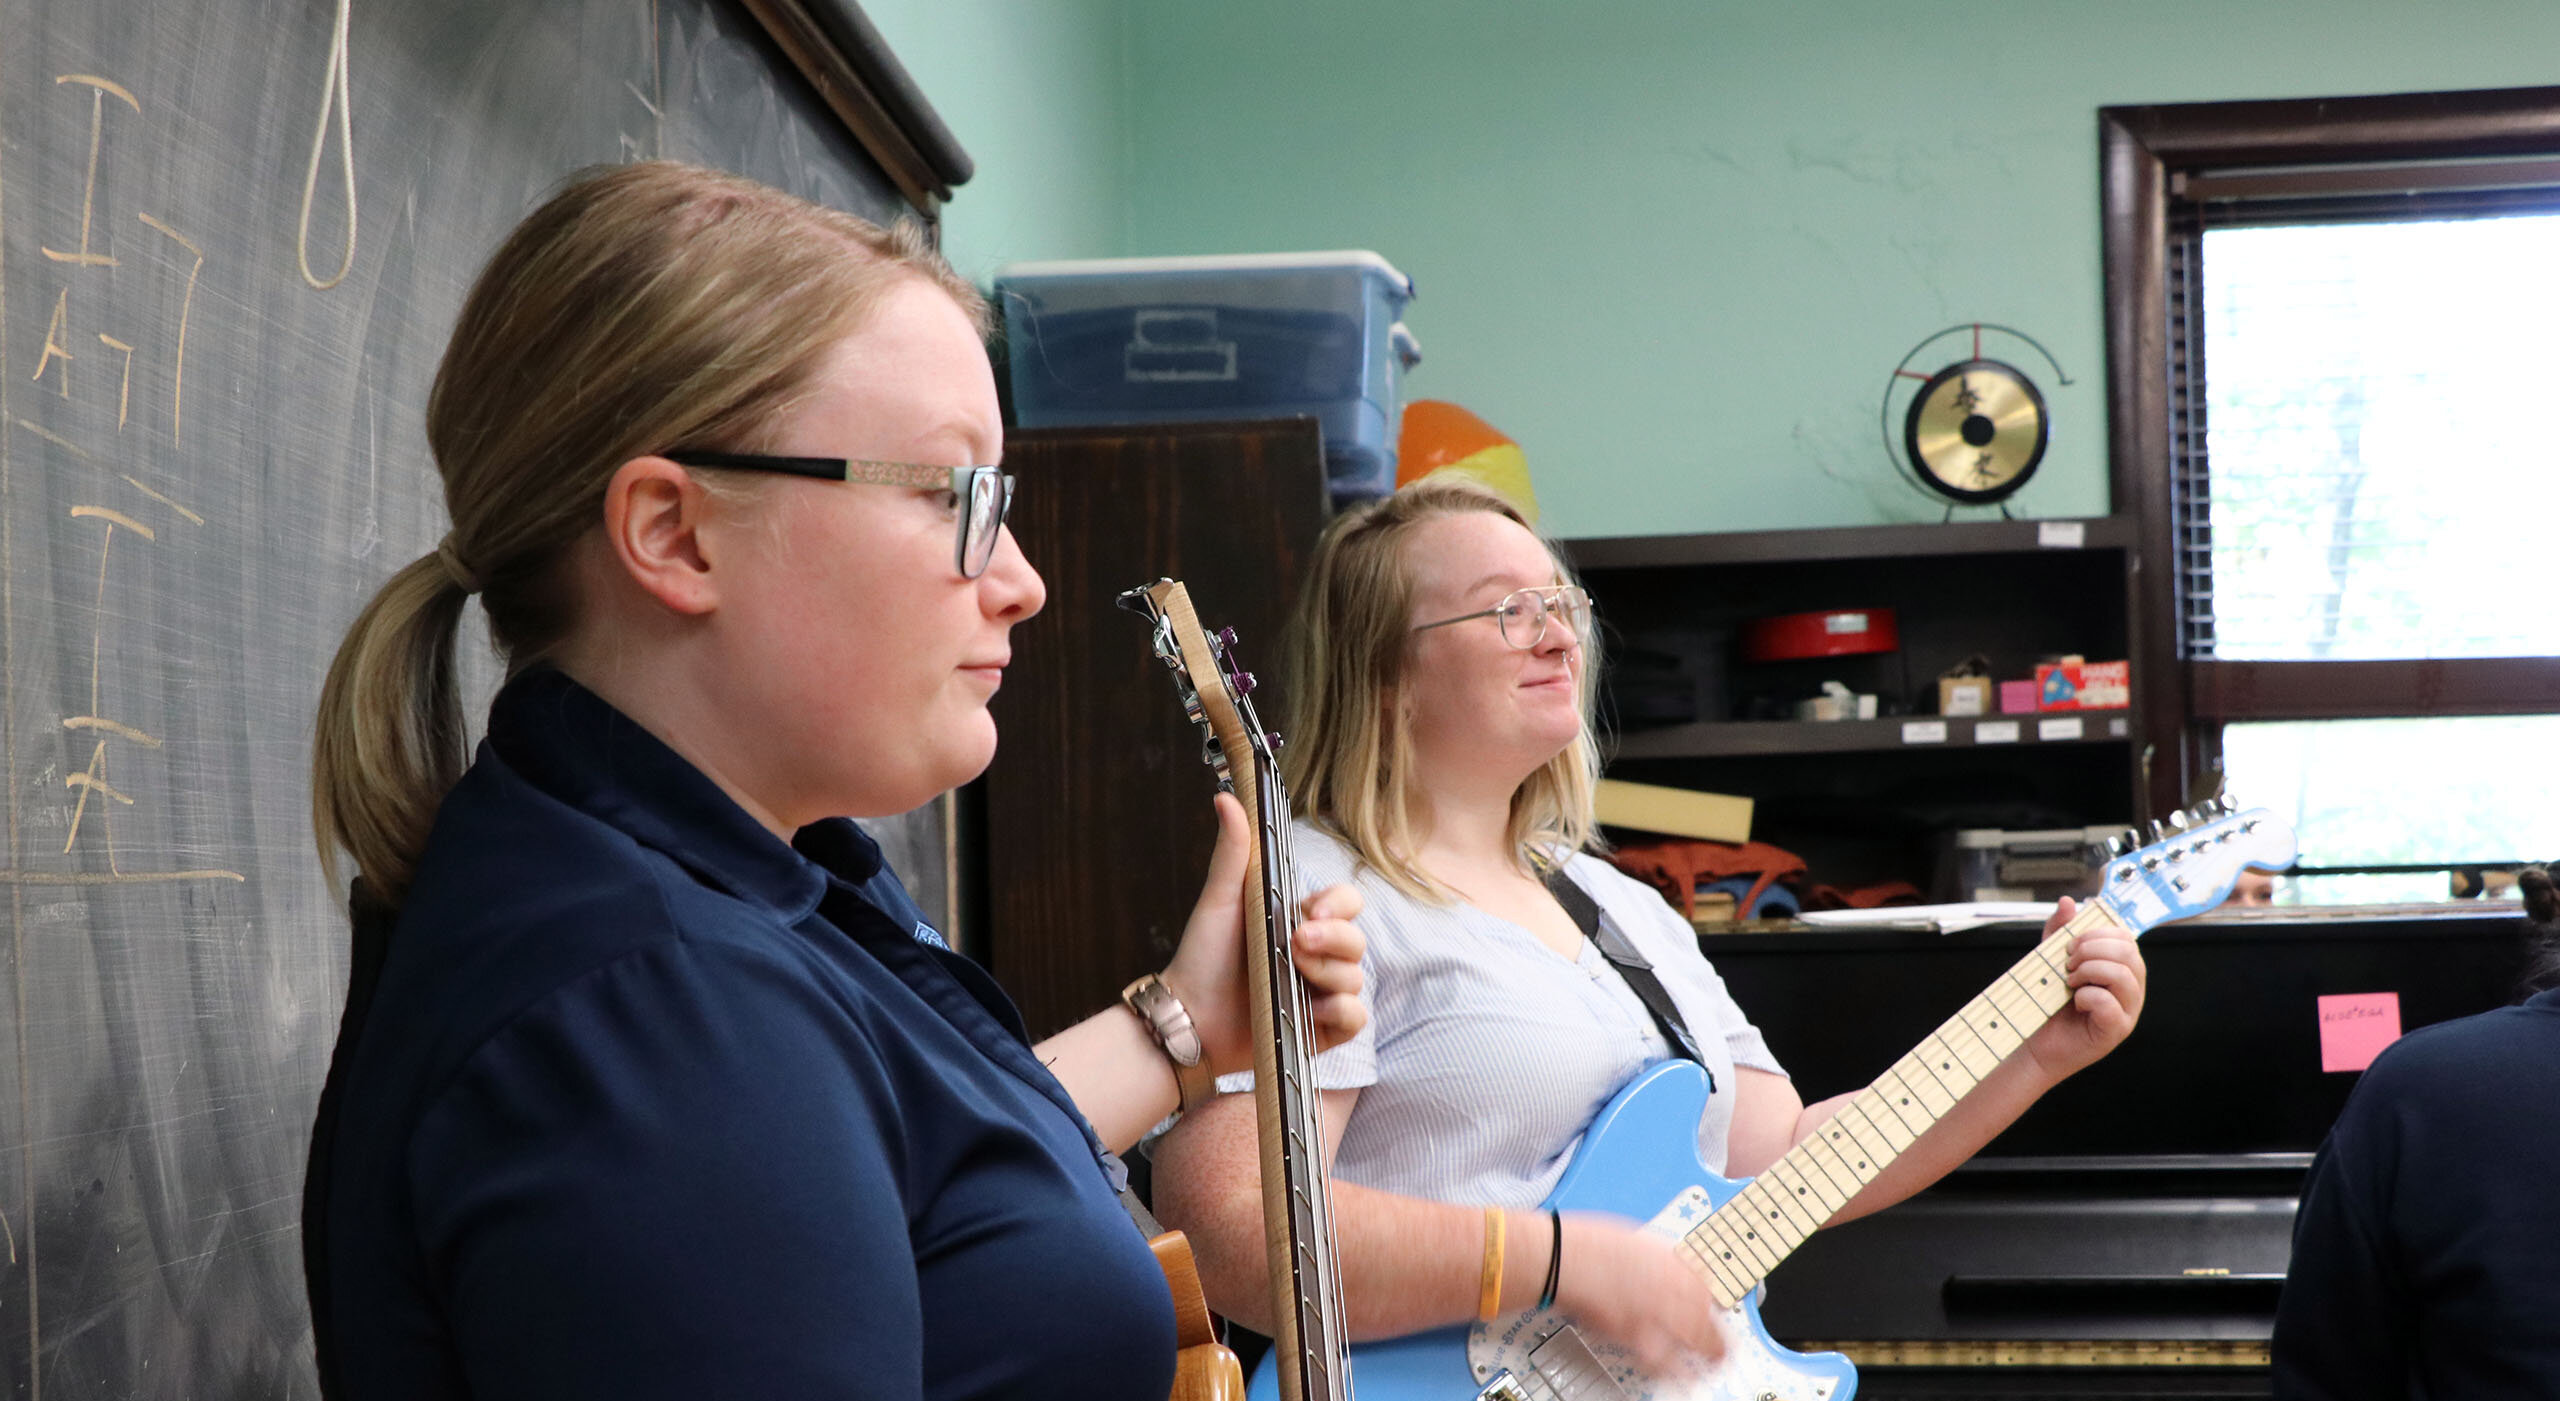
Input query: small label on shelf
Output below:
<box><xmin>2038</xmin><ymin>716</ymin><xmax>2086</xmax><ymax>741</ymax></box>
<box><xmin>1976</xmin><ymin>720</ymin><xmax>2021</xmax><ymax>745</ymax></box>
<box><xmin>2038</xmin><ymin>521</ymin><xmax>2087</xmax><ymax>550</ymax></box>
<box><xmin>2109</xmin><ymin>716</ymin><xmax>2129</xmax><ymax>737</ymax></box>
<box><xmin>1901</xmin><ymin>720</ymin><xmax>1948</xmax><ymax>745</ymax></box>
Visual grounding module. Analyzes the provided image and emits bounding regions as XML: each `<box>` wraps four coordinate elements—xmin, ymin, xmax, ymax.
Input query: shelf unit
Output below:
<box><xmin>1561</xmin><ymin>517</ymin><xmax>2143</xmax><ymax>898</ymax></box>
<box><xmin>1612</xmin><ymin>708</ymin><xmax>2133</xmax><ymax>760</ymax></box>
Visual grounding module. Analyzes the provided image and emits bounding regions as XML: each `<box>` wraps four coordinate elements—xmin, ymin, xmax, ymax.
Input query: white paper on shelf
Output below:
<box><xmin>1976</xmin><ymin>720</ymin><xmax>2021</xmax><ymax>744</ymax></box>
<box><xmin>2037</xmin><ymin>520</ymin><xmax>2087</xmax><ymax>549</ymax></box>
<box><xmin>2038</xmin><ymin>716</ymin><xmax>2086</xmax><ymax>741</ymax></box>
<box><xmin>1901</xmin><ymin>720</ymin><xmax>1948</xmax><ymax>745</ymax></box>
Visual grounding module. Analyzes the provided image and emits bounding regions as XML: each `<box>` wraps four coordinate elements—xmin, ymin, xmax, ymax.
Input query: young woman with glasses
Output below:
<box><xmin>302</xmin><ymin>162</ymin><xmax>1365</xmax><ymax>1401</ymax></box>
<box><xmin>1150</xmin><ymin>475</ymin><xmax>2148</xmax><ymax>1371</ymax></box>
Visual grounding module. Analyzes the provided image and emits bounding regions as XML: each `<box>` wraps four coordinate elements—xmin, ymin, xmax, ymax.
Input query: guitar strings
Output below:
<box><xmin>1263</xmin><ymin>758</ymin><xmax>1351</xmax><ymax>1397</ymax></box>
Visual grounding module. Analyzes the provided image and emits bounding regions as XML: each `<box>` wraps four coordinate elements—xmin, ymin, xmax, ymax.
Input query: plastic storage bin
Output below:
<box><xmin>996</xmin><ymin>251</ymin><xmax>1418</xmax><ymax>500</ymax></box>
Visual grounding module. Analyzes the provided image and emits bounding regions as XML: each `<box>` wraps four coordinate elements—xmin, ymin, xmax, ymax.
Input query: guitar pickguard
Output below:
<box><xmin>1465</xmin><ymin>1186</ymin><xmax>1844</xmax><ymax>1401</ymax></box>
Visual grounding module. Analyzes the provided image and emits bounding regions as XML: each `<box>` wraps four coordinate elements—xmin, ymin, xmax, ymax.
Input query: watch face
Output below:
<box><xmin>1903</xmin><ymin>358</ymin><xmax>2048</xmax><ymax>504</ymax></box>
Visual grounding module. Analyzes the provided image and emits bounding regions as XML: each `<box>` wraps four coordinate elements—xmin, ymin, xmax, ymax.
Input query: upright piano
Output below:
<box><xmin>1704</xmin><ymin>907</ymin><xmax>2533</xmax><ymax>1400</ymax></box>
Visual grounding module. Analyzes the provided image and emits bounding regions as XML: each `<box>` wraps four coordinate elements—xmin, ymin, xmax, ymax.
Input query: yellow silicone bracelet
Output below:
<box><xmin>1478</xmin><ymin>1206</ymin><xmax>1507</xmax><ymax>1322</ymax></box>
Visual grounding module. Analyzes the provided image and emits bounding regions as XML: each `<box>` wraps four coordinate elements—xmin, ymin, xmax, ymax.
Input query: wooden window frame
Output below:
<box><xmin>2100</xmin><ymin>86</ymin><xmax>2560</xmax><ymax>817</ymax></box>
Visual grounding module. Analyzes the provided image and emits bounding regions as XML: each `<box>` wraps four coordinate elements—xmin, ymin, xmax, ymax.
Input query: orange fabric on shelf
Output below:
<box><xmin>1804</xmin><ymin>881</ymin><xmax>1927</xmax><ymax>911</ymax></box>
<box><xmin>1606</xmin><ymin>839</ymin><xmax>1808</xmax><ymax>921</ymax></box>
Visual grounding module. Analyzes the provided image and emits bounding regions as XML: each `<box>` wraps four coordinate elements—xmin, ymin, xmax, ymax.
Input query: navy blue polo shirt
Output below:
<box><xmin>2271</xmin><ymin>985</ymin><xmax>2560</xmax><ymax>1400</ymax></box>
<box><xmin>309</xmin><ymin>669</ymin><xmax>1173</xmax><ymax>1401</ymax></box>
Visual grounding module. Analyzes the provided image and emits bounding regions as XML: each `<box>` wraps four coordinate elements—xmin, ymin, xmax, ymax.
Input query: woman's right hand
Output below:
<box><xmin>1551</xmin><ymin>1213</ymin><xmax>1728</xmax><ymax>1372</ymax></box>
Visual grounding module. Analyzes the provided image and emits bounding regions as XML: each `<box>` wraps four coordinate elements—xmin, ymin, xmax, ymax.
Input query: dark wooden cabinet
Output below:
<box><xmin>1563</xmin><ymin>518</ymin><xmax>2145</xmax><ymax>897</ymax></box>
<box><xmin>980</xmin><ymin>419</ymin><xmax>1330</xmax><ymax>1039</ymax></box>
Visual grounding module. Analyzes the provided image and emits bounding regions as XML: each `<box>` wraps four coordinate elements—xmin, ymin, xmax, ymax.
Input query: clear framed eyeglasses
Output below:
<box><xmin>666</xmin><ymin>450</ymin><xmax>1017</xmax><ymax>579</ymax></box>
<box><xmin>1410</xmin><ymin>584</ymin><xmax>1593</xmax><ymax>651</ymax></box>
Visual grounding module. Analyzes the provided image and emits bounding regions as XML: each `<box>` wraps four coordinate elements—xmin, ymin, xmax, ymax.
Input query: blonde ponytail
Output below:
<box><xmin>309</xmin><ymin>160</ymin><xmax>983</xmax><ymax>907</ymax></box>
<box><xmin>312</xmin><ymin>555</ymin><xmax>472</xmax><ymax>900</ymax></box>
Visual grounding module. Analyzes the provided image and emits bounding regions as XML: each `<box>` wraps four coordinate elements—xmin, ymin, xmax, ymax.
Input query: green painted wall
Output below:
<box><xmin>1118</xmin><ymin>0</ymin><xmax>2560</xmax><ymax>539</ymax></box>
<box><xmin>863</xmin><ymin>0</ymin><xmax>1130</xmax><ymax>283</ymax></box>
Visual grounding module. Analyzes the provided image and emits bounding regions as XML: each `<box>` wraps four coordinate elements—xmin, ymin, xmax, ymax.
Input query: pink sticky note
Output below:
<box><xmin>2317</xmin><ymin>992</ymin><xmax>2403</xmax><ymax>1073</ymax></box>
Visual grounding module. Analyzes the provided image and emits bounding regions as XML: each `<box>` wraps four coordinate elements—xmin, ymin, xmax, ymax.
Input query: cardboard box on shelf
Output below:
<box><xmin>2036</xmin><ymin>658</ymin><xmax>2132</xmax><ymax>711</ymax></box>
<box><xmin>1938</xmin><ymin>676</ymin><xmax>1990</xmax><ymax>717</ymax></box>
<box><xmin>1595</xmin><ymin>778</ymin><xmax>1753</xmax><ymax>844</ymax></box>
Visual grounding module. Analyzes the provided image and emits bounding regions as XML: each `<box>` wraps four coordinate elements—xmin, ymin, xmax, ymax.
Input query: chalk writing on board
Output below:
<box><xmin>135</xmin><ymin>212</ymin><xmax>203</xmax><ymax>441</ymax></box>
<box><xmin>0</xmin><ymin>70</ymin><xmax>240</xmax><ymax>889</ymax></box>
<box><xmin>39</xmin><ymin>76</ymin><xmax>137</xmax><ymax>268</ymax></box>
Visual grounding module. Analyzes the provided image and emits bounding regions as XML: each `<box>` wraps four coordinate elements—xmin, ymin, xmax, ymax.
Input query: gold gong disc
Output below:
<box><xmin>1903</xmin><ymin>358</ymin><xmax>2049</xmax><ymax>504</ymax></box>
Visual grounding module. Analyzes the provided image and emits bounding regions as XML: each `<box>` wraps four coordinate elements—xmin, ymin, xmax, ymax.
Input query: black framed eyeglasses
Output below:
<box><xmin>1411</xmin><ymin>584</ymin><xmax>1592</xmax><ymax>651</ymax></box>
<box><xmin>666</xmin><ymin>451</ymin><xmax>1017</xmax><ymax>579</ymax></box>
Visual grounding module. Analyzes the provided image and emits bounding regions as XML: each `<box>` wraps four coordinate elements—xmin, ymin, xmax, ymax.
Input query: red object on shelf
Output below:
<box><xmin>1740</xmin><ymin>608</ymin><xmax>1901</xmax><ymax>663</ymax></box>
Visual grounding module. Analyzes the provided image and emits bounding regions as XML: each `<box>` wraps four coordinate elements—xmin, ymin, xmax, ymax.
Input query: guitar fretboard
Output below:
<box><xmin>1677</xmin><ymin>903</ymin><xmax>2121</xmax><ymax>1305</ymax></box>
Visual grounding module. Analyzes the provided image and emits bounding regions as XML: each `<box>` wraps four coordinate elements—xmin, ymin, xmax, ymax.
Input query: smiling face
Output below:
<box><xmin>1397</xmin><ymin>509</ymin><xmax>1585</xmax><ymax>786</ymax></box>
<box><xmin>700</xmin><ymin>277</ymin><xmax>1044</xmax><ymax>825</ymax></box>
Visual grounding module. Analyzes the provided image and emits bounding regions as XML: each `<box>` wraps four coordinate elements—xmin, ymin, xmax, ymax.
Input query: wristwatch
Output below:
<box><xmin>1121</xmin><ymin>973</ymin><xmax>1217</xmax><ymax>1113</ymax></box>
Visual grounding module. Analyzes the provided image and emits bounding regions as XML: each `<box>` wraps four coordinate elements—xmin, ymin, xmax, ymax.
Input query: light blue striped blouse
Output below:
<box><xmin>1220</xmin><ymin>821</ymin><xmax>1786</xmax><ymax>1209</ymax></box>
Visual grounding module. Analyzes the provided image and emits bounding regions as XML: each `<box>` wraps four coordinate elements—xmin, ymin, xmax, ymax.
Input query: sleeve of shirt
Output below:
<box><xmin>408</xmin><ymin>939</ymin><xmax>920</xmax><ymax>1401</ymax></box>
<box><xmin>2270</xmin><ymin>1093</ymin><xmax>2412</xmax><ymax>1401</ymax></box>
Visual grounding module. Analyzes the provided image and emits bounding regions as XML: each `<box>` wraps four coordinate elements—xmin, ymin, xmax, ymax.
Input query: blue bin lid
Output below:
<box><xmin>996</xmin><ymin>250</ymin><xmax>1412</xmax><ymax>301</ymax></box>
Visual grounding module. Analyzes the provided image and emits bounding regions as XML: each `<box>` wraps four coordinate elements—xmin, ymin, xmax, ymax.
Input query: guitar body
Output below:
<box><xmin>1156</xmin><ymin>1231</ymin><xmax>1247</xmax><ymax>1401</ymax></box>
<box><xmin>1251</xmin><ymin>1061</ymin><xmax>1856</xmax><ymax>1401</ymax></box>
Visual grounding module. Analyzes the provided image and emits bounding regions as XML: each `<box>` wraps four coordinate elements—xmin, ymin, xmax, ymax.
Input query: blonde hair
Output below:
<box><xmin>1280</xmin><ymin>474</ymin><xmax>1602</xmax><ymax>902</ymax></box>
<box><xmin>311</xmin><ymin>161</ymin><xmax>984</xmax><ymax>905</ymax></box>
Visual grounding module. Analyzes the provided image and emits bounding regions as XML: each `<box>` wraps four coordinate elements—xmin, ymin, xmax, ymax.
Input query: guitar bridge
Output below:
<box><xmin>1471</xmin><ymin>1326</ymin><xmax>1633</xmax><ymax>1401</ymax></box>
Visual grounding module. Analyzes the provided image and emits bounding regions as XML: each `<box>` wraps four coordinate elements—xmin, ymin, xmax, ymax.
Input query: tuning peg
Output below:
<box><xmin>2148</xmin><ymin>819</ymin><xmax>2167</xmax><ymax>843</ymax></box>
<box><xmin>2121</xmin><ymin>827</ymin><xmax>2143</xmax><ymax>851</ymax></box>
<box><xmin>1217</xmin><ymin>626</ymin><xmax>1240</xmax><ymax>650</ymax></box>
<box><xmin>1266</xmin><ymin>731</ymin><xmax>1286</xmax><ymax>751</ymax></box>
<box><xmin>2103</xmin><ymin>834</ymin><xmax>2125</xmax><ymax>857</ymax></box>
<box><xmin>2168</xmin><ymin>809</ymin><xmax>2192</xmax><ymax>831</ymax></box>
<box><xmin>2219</xmin><ymin>794</ymin><xmax>2241</xmax><ymax>814</ymax></box>
<box><xmin>1231</xmin><ymin>671</ymin><xmax>1258</xmax><ymax>696</ymax></box>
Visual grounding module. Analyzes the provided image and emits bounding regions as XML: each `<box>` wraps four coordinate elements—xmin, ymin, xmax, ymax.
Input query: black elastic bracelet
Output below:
<box><xmin>1537</xmin><ymin>1209</ymin><xmax>1563</xmax><ymax>1311</ymax></box>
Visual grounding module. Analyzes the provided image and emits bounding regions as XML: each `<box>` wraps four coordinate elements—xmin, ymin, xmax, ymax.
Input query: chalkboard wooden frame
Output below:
<box><xmin>736</xmin><ymin>0</ymin><xmax>976</xmax><ymax>218</ymax></box>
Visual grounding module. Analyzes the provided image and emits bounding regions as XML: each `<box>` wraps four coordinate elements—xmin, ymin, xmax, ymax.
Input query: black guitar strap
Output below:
<box><xmin>1543</xmin><ymin>864</ymin><xmax>1715</xmax><ymax>1092</ymax></box>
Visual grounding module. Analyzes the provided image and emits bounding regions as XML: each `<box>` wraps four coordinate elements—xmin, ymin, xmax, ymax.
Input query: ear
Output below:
<box><xmin>599</xmin><ymin>456</ymin><xmax>722</xmax><ymax>616</ymax></box>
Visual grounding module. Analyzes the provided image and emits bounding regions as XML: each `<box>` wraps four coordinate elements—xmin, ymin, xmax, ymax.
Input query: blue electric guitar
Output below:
<box><xmin>1250</xmin><ymin>802</ymin><xmax>2296</xmax><ymax>1401</ymax></box>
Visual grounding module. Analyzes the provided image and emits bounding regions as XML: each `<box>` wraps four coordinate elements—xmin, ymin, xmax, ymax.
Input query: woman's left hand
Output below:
<box><xmin>1162</xmin><ymin>793</ymin><xmax>1368</xmax><ymax>1079</ymax></box>
<box><xmin>2020</xmin><ymin>896</ymin><xmax>2148</xmax><ymax>1083</ymax></box>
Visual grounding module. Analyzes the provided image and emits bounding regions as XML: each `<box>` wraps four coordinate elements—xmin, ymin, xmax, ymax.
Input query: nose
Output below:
<box><xmin>978</xmin><ymin>522</ymin><xmax>1046</xmax><ymax>622</ymax></box>
<box><xmin>1534</xmin><ymin>614</ymin><xmax>1579</xmax><ymax>660</ymax></box>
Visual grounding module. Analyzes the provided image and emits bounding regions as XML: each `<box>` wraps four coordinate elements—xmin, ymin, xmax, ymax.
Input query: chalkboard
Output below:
<box><xmin>0</xmin><ymin>2</ymin><xmax>953</xmax><ymax>1395</ymax></box>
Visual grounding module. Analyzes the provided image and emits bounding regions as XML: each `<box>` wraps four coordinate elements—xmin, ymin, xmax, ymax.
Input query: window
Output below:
<box><xmin>2103</xmin><ymin>88</ymin><xmax>2560</xmax><ymax>901</ymax></box>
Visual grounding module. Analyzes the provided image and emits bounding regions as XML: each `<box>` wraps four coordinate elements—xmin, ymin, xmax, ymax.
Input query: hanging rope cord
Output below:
<box><xmin>298</xmin><ymin>0</ymin><xmax>358</xmax><ymax>291</ymax></box>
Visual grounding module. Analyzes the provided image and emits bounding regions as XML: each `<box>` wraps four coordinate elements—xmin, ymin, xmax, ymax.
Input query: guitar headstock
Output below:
<box><xmin>1117</xmin><ymin>579</ymin><xmax>1282</xmax><ymax>800</ymax></box>
<box><xmin>2092</xmin><ymin>797</ymin><xmax>2297</xmax><ymax>932</ymax></box>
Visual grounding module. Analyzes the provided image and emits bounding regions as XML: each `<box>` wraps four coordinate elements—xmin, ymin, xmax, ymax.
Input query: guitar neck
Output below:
<box><xmin>1139</xmin><ymin>580</ymin><xmax>1347</xmax><ymax>1401</ymax></box>
<box><xmin>1679</xmin><ymin>899</ymin><xmax>2129</xmax><ymax>1304</ymax></box>
<box><xmin>1250</xmin><ymin>763</ymin><xmax>1351</xmax><ymax>1401</ymax></box>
